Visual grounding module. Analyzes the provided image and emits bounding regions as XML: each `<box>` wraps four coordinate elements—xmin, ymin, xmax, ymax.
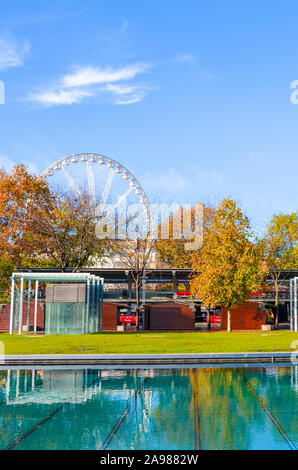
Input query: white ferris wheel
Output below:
<box><xmin>41</xmin><ymin>153</ymin><xmax>151</xmax><ymax>238</ymax></box>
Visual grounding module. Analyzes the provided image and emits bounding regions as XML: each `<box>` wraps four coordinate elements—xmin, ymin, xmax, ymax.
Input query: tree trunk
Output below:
<box><xmin>135</xmin><ymin>279</ymin><xmax>140</xmax><ymax>330</ymax></box>
<box><xmin>274</xmin><ymin>279</ymin><xmax>279</xmax><ymax>329</ymax></box>
<box><xmin>207</xmin><ymin>305</ymin><xmax>211</xmax><ymax>330</ymax></box>
<box><xmin>227</xmin><ymin>307</ymin><xmax>232</xmax><ymax>332</ymax></box>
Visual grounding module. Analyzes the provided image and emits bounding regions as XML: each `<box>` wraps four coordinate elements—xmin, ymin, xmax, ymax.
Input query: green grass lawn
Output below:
<box><xmin>1</xmin><ymin>330</ymin><xmax>298</xmax><ymax>355</ymax></box>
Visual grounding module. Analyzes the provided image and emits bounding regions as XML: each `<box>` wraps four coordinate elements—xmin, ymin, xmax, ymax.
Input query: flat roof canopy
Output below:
<box><xmin>12</xmin><ymin>272</ymin><xmax>103</xmax><ymax>282</ymax></box>
<box><xmin>15</xmin><ymin>267</ymin><xmax>298</xmax><ymax>282</ymax></box>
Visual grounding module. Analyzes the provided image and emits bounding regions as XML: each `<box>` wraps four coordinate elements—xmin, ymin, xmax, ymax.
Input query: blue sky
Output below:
<box><xmin>0</xmin><ymin>0</ymin><xmax>297</xmax><ymax>234</ymax></box>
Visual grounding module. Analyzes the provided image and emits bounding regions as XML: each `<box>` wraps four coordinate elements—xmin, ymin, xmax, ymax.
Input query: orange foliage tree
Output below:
<box><xmin>0</xmin><ymin>164</ymin><xmax>53</xmax><ymax>262</ymax></box>
<box><xmin>156</xmin><ymin>204</ymin><xmax>215</xmax><ymax>268</ymax></box>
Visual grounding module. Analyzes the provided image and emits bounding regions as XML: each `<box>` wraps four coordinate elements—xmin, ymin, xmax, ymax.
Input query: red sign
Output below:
<box><xmin>176</xmin><ymin>291</ymin><xmax>191</xmax><ymax>297</ymax></box>
<box><xmin>120</xmin><ymin>315</ymin><xmax>137</xmax><ymax>324</ymax></box>
<box><xmin>210</xmin><ymin>314</ymin><xmax>221</xmax><ymax>324</ymax></box>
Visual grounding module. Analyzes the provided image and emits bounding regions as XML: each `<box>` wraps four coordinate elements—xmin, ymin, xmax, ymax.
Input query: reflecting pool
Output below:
<box><xmin>0</xmin><ymin>365</ymin><xmax>297</xmax><ymax>450</ymax></box>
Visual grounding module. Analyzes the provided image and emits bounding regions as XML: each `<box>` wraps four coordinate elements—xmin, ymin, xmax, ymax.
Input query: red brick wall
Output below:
<box><xmin>149</xmin><ymin>302</ymin><xmax>195</xmax><ymax>330</ymax></box>
<box><xmin>221</xmin><ymin>302</ymin><xmax>266</xmax><ymax>330</ymax></box>
<box><xmin>0</xmin><ymin>302</ymin><xmax>45</xmax><ymax>332</ymax></box>
<box><xmin>1</xmin><ymin>301</ymin><xmax>119</xmax><ymax>332</ymax></box>
<box><xmin>102</xmin><ymin>302</ymin><xmax>118</xmax><ymax>330</ymax></box>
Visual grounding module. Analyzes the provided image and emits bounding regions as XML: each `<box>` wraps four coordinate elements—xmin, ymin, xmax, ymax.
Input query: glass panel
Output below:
<box><xmin>45</xmin><ymin>303</ymin><xmax>87</xmax><ymax>335</ymax></box>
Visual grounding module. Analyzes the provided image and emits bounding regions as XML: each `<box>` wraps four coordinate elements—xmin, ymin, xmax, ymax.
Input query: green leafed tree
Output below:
<box><xmin>191</xmin><ymin>199</ymin><xmax>266</xmax><ymax>332</ymax></box>
<box><xmin>262</xmin><ymin>212</ymin><xmax>298</xmax><ymax>327</ymax></box>
<box><xmin>0</xmin><ymin>254</ymin><xmax>14</xmax><ymax>302</ymax></box>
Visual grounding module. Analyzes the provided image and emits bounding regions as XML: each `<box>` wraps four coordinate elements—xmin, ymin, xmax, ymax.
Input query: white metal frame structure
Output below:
<box><xmin>9</xmin><ymin>272</ymin><xmax>104</xmax><ymax>335</ymax></box>
<box><xmin>41</xmin><ymin>153</ymin><xmax>152</xmax><ymax>236</ymax></box>
<box><xmin>290</xmin><ymin>277</ymin><xmax>298</xmax><ymax>332</ymax></box>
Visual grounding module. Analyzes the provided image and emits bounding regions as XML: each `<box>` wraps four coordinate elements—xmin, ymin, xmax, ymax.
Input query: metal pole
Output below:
<box><xmin>34</xmin><ymin>280</ymin><xmax>39</xmax><ymax>334</ymax></box>
<box><xmin>6</xmin><ymin>369</ymin><xmax>10</xmax><ymax>404</ymax></box>
<box><xmin>86</xmin><ymin>278</ymin><xmax>90</xmax><ymax>334</ymax></box>
<box><xmin>290</xmin><ymin>279</ymin><xmax>293</xmax><ymax>332</ymax></box>
<box><xmin>16</xmin><ymin>369</ymin><xmax>20</xmax><ymax>397</ymax></box>
<box><xmin>100</xmin><ymin>279</ymin><xmax>104</xmax><ymax>332</ymax></box>
<box><xmin>141</xmin><ymin>268</ymin><xmax>146</xmax><ymax>330</ymax></box>
<box><xmin>96</xmin><ymin>279</ymin><xmax>100</xmax><ymax>332</ymax></box>
<box><xmin>91</xmin><ymin>277</ymin><xmax>95</xmax><ymax>332</ymax></box>
<box><xmin>18</xmin><ymin>277</ymin><xmax>24</xmax><ymax>335</ymax></box>
<box><xmin>9</xmin><ymin>276</ymin><xmax>15</xmax><ymax>335</ymax></box>
<box><xmin>294</xmin><ymin>277</ymin><xmax>298</xmax><ymax>332</ymax></box>
<box><xmin>32</xmin><ymin>369</ymin><xmax>35</xmax><ymax>390</ymax></box>
<box><xmin>26</xmin><ymin>279</ymin><xmax>31</xmax><ymax>334</ymax></box>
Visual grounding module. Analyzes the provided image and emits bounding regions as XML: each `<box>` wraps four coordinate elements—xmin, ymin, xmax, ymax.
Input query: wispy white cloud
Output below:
<box><xmin>172</xmin><ymin>53</ymin><xmax>195</xmax><ymax>64</ymax></box>
<box><xmin>0</xmin><ymin>153</ymin><xmax>15</xmax><ymax>171</ymax></box>
<box><xmin>28</xmin><ymin>88</ymin><xmax>92</xmax><ymax>106</ymax></box>
<box><xmin>28</xmin><ymin>52</ymin><xmax>198</xmax><ymax>107</ymax></box>
<box><xmin>0</xmin><ymin>34</ymin><xmax>30</xmax><ymax>71</ymax></box>
<box><xmin>105</xmin><ymin>83</ymin><xmax>140</xmax><ymax>95</ymax></box>
<box><xmin>170</xmin><ymin>53</ymin><xmax>215</xmax><ymax>79</ymax></box>
<box><xmin>199</xmin><ymin>70</ymin><xmax>216</xmax><ymax>80</ymax></box>
<box><xmin>29</xmin><ymin>62</ymin><xmax>154</xmax><ymax>107</ymax></box>
<box><xmin>115</xmin><ymin>95</ymin><xmax>143</xmax><ymax>105</ymax></box>
<box><xmin>0</xmin><ymin>152</ymin><xmax>39</xmax><ymax>174</ymax></box>
<box><xmin>63</xmin><ymin>63</ymin><xmax>151</xmax><ymax>88</ymax></box>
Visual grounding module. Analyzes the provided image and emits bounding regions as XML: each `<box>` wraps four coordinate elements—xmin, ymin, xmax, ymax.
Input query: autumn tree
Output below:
<box><xmin>105</xmin><ymin>235</ymin><xmax>156</xmax><ymax>329</ymax></box>
<box><xmin>0</xmin><ymin>164</ymin><xmax>106</xmax><ymax>272</ymax></box>
<box><xmin>191</xmin><ymin>199</ymin><xmax>266</xmax><ymax>332</ymax></box>
<box><xmin>156</xmin><ymin>204</ymin><xmax>215</xmax><ymax>268</ymax></box>
<box><xmin>262</xmin><ymin>212</ymin><xmax>298</xmax><ymax>327</ymax></box>
<box><xmin>0</xmin><ymin>164</ymin><xmax>53</xmax><ymax>261</ymax></box>
<box><xmin>29</xmin><ymin>190</ymin><xmax>107</xmax><ymax>271</ymax></box>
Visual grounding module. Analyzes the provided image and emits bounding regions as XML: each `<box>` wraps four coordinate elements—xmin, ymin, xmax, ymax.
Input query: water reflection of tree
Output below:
<box><xmin>152</xmin><ymin>367</ymin><xmax>292</xmax><ymax>450</ymax></box>
<box><xmin>1</xmin><ymin>367</ymin><xmax>297</xmax><ymax>450</ymax></box>
<box><xmin>0</xmin><ymin>370</ymin><xmax>141</xmax><ymax>450</ymax></box>
<box><xmin>247</xmin><ymin>367</ymin><xmax>298</xmax><ymax>440</ymax></box>
<box><xmin>188</xmin><ymin>368</ymin><xmax>256</xmax><ymax>449</ymax></box>
<box><xmin>152</xmin><ymin>370</ymin><xmax>195</xmax><ymax>449</ymax></box>
<box><xmin>187</xmin><ymin>367</ymin><xmax>297</xmax><ymax>450</ymax></box>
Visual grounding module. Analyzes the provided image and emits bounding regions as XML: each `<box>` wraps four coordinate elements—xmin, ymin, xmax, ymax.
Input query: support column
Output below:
<box><xmin>26</xmin><ymin>279</ymin><xmax>31</xmax><ymax>334</ymax></box>
<box><xmin>96</xmin><ymin>279</ymin><xmax>100</xmax><ymax>332</ymax></box>
<box><xmin>91</xmin><ymin>277</ymin><xmax>95</xmax><ymax>332</ymax></box>
<box><xmin>294</xmin><ymin>277</ymin><xmax>298</xmax><ymax>332</ymax></box>
<box><xmin>9</xmin><ymin>275</ymin><xmax>15</xmax><ymax>335</ymax></box>
<box><xmin>100</xmin><ymin>279</ymin><xmax>104</xmax><ymax>332</ymax></box>
<box><xmin>18</xmin><ymin>277</ymin><xmax>24</xmax><ymax>335</ymax></box>
<box><xmin>172</xmin><ymin>270</ymin><xmax>177</xmax><ymax>295</ymax></box>
<box><xmin>86</xmin><ymin>278</ymin><xmax>90</xmax><ymax>334</ymax></box>
<box><xmin>34</xmin><ymin>280</ymin><xmax>39</xmax><ymax>334</ymax></box>
<box><xmin>6</xmin><ymin>369</ymin><xmax>10</xmax><ymax>404</ymax></box>
<box><xmin>16</xmin><ymin>369</ymin><xmax>20</xmax><ymax>397</ymax></box>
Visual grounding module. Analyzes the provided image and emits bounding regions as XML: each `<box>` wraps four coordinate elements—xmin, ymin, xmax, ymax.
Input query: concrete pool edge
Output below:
<box><xmin>0</xmin><ymin>352</ymin><xmax>295</xmax><ymax>366</ymax></box>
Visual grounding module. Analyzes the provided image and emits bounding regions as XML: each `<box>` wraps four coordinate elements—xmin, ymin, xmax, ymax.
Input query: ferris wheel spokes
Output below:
<box><xmin>97</xmin><ymin>168</ymin><xmax>115</xmax><ymax>216</ymax></box>
<box><xmin>42</xmin><ymin>152</ymin><xmax>152</xmax><ymax>237</ymax></box>
<box><xmin>96</xmin><ymin>185</ymin><xmax>134</xmax><ymax>229</ymax></box>
<box><xmin>86</xmin><ymin>160</ymin><xmax>96</xmax><ymax>205</ymax></box>
<box><xmin>62</xmin><ymin>166</ymin><xmax>83</xmax><ymax>198</ymax></box>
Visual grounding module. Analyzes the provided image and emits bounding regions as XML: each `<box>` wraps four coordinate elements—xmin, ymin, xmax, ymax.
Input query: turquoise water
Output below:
<box><xmin>0</xmin><ymin>365</ymin><xmax>297</xmax><ymax>450</ymax></box>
